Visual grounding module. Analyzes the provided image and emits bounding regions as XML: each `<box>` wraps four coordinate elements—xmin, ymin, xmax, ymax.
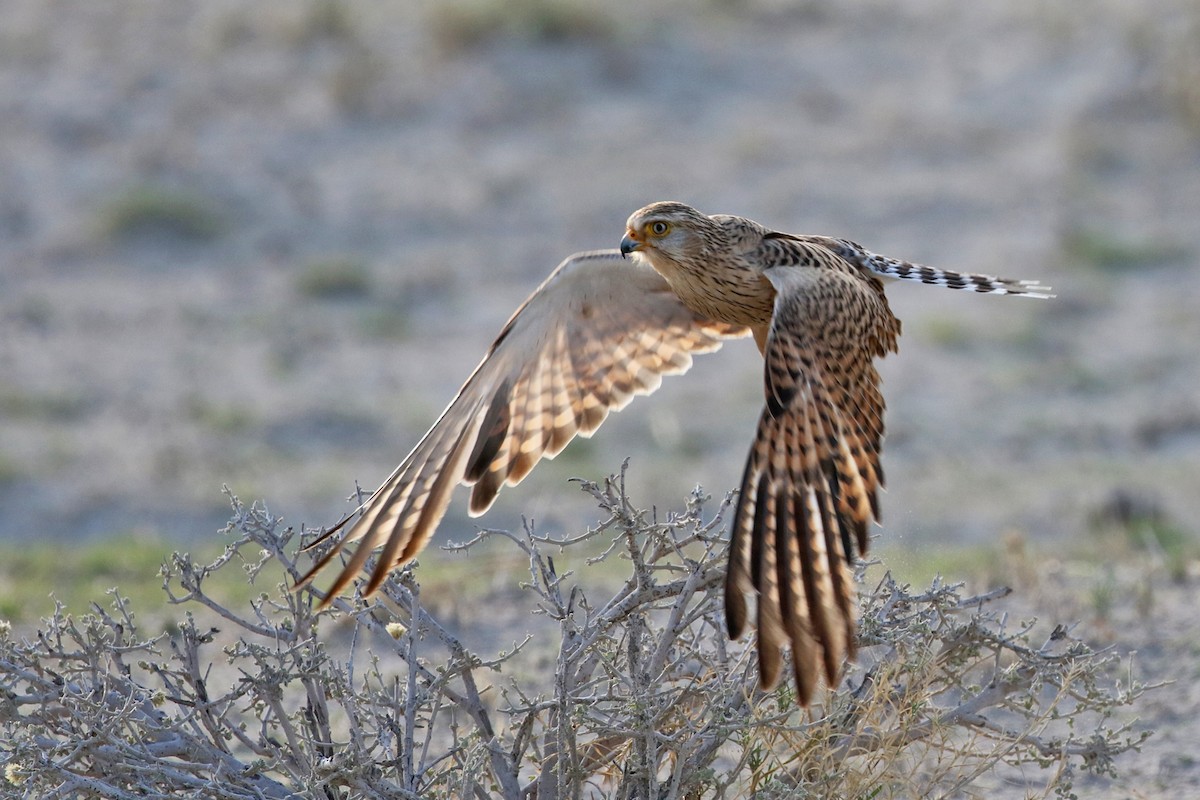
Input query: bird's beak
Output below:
<box><xmin>619</xmin><ymin>231</ymin><xmax>642</xmax><ymax>258</ymax></box>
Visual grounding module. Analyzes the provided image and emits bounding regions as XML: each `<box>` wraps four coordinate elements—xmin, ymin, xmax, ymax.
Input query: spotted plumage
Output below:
<box><xmin>298</xmin><ymin>201</ymin><xmax>1051</xmax><ymax>705</ymax></box>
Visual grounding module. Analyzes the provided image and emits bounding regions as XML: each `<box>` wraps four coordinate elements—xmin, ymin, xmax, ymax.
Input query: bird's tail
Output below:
<box><xmin>863</xmin><ymin>251</ymin><xmax>1054</xmax><ymax>298</ymax></box>
<box><xmin>821</xmin><ymin>237</ymin><xmax>1054</xmax><ymax>298</ymax></box>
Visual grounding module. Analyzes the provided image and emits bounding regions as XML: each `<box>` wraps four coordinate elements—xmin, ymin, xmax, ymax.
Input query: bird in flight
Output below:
<box><xmin>297</xmin><ymin>201</ymin><xmax>1051</xmax><ymax>703</ymax></box>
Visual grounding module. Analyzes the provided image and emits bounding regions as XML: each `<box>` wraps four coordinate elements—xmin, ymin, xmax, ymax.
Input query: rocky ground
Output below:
<box><xmin>1</xmin><ymin>0</ymin><xmax>1198</xmax><ymax>794</ymax></box>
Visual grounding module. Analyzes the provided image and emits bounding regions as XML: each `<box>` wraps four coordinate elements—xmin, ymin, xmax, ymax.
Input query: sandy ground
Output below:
<box><xmin>1</xmin><ymin>0</ymin><xmax>1198</xmax><ymax>794</ymax></box>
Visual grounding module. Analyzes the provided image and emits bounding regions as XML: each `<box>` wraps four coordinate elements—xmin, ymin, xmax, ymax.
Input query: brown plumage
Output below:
<box><xmin>297</xmin><ymin>201</ymin><xmax>1051</xmax><ymax>704</ymax></box>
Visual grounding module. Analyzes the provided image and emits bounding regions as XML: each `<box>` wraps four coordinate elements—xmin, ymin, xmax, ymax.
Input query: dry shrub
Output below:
<box><xmin>0</xmin><ymin>464</ymin><xmax>1150</xmax><ymax>798</ymax></box>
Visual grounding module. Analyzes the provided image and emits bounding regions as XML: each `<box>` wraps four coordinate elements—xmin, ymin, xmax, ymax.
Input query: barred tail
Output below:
<box><xmin>864</xmin><ymin>253</ymin><xmax>1054</xmax><ymax>298</ymax></box>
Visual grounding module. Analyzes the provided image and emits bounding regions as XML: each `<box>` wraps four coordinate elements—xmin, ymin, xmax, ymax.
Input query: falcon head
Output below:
<box><xmin>620</xmin><ymin>201</ymin><xmax>721</xmax><ymax>265</ymax></box>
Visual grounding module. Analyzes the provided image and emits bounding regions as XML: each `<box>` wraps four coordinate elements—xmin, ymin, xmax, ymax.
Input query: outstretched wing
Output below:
<box><xmin>298</xmin><ymin>249</ymin><xmax>749</xmax><ymax>603</ymax></box>
<box><xmin>725</xmin><ymin>261</ymin><xmax>899</xmax><ymax>704</ymax></box>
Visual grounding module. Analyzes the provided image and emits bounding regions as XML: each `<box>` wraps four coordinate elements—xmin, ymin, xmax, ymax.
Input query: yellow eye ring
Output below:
<box><xmin>648</xmin><ymin>221</ymin><xmax>671</xmax><ymax>237</ymax></box>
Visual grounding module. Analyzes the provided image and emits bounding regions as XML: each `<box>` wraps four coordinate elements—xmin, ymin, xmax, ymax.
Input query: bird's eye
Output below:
<box><xmin>648</xmin><ymin>221</ymin><xmax>671</xmax><ymax>237</ymax></box>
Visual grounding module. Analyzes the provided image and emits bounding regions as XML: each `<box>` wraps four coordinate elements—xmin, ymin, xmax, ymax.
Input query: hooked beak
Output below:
<box><xmin>619</xmin><ymin>231</ymin><xmax>642</xmax><ymax>258</ymax></box>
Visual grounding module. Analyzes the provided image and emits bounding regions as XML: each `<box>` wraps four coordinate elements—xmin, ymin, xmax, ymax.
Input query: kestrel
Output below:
<box><xmin>298</xmin><ymin>201</ymin><xmax>1051</xmax><ymax>703</ymax></box>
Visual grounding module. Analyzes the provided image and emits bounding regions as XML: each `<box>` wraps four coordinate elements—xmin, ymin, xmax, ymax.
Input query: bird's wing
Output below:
<box><xmin>725</xmin><ymin>261</ymin><xmax>899</xmax><ymax>704</ymax></box>
<box><xmin>297</xmin><ymin>249</ymin><xmax>749</xmax><ymax>602</ymax></box>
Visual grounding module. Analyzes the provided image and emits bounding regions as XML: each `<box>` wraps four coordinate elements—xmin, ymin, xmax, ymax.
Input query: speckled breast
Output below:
<box><xmin>662</xmin><ymin>261</ymin><xmax>777</xmax><ymax>327</ymax></box>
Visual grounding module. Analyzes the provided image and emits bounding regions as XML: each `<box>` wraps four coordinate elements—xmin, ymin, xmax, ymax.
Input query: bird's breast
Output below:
<box><xmin>656</xmin><ymin>259</ymin><xmax>776</xmax><ymax>327</ymax></box>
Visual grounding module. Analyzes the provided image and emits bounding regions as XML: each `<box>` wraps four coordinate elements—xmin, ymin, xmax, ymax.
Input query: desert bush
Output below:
<box><xmin>0</xmin><ymin>465</ymin><xmax>1149</xmax><ymax>798</ymax></box>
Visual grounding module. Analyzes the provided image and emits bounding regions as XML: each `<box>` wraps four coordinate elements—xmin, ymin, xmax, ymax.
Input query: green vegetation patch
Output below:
<box><xmin>1060</xmin><ymin>226</ymin><xmax>1190</xmax><ymax>272</ymax></box>
<box><xmin>98</xmin><ymin>185</ymin><xmax>226</xmax><ymax>243</ymax></box>
<box><xmin>429</xmin><ymin>0</ymin><xmax>619</xmax><ymax>51</ymax></box>
<box><xmin>0</xmin><ymin>532</ymin><xmax>259</xmax><ymax>625</ymax></box>
<box><xmin>295</xmin><ymin>257</ymin><xmax>373</xmax><ymax>300</ymax></box>
<box><xmin>0</xmin><ymin>388</ymin><xmax>89</xmax><ymax>421</ymax></box>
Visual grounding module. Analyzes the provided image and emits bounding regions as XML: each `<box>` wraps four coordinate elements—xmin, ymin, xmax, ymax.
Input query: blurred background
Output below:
<box><xmin>1</xmin><ymin>0</ymin><xmax>1197</xmax><ymax>579</ymax></box>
